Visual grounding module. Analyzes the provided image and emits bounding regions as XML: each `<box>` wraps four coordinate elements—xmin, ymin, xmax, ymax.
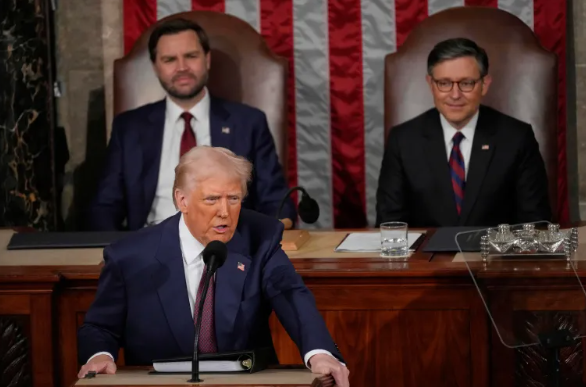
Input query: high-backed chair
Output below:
<box><xmin>113</xmin><ymin>11</ymin><xmax>289</xmax><ymax>169</ymax></box>
<box><xmin>384</xmin><ymin>6</ymin><xmax>558</xmax><ymax>219</ymax></box>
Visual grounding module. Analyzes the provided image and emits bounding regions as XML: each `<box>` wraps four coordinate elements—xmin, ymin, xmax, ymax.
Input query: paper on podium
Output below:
<box><xmin>335</xmin><ymin>232</ymin><xmax>424</xmax><ymax>252</ymax></box>
<box><xmin>153</xmin><ymin>360</ymin><xmax>245</xmax><ymax>373</ymax></box>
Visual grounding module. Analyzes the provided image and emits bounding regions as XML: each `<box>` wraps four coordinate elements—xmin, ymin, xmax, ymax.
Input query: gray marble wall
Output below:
<box><xmin>0</xmin><ymin>0</ymin><xmax>57</xmax><ymax>230</ymax></box>
<box><xmin>573</xmin><ymin>0</ymin><xmax>586</xmax><ymax>219</ymax></box>
<box><xmin>54</xmin><ymin>0</ymin><xmax>586</xmax><ymax>227</ymax></box>
<box><xmin>55</xmin><ymin>0</ymin><xmax>123</xmax><ymax>229</ymax></box>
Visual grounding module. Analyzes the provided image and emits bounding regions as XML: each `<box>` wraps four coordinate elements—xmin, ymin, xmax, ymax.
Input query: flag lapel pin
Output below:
<box><xmin>482</xmin><ymin>144</ymin><xmax>490</xmax><ymax>150</ymax></box>
<box><xmin>237</xmin><ymin>262</ymin><xmax>245</xmax><ymax>271</ymax></box>
<box><xmin>222</xmin><ymin>127</ymin><xmax>230</xmax><ymax>134</ymax></box>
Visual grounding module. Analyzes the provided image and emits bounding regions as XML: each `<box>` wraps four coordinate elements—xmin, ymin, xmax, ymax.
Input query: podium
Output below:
<box><xmin>73</xmin><ymin>369</ymin><xmax>334</xmax><ymax>387</ymax></box>
<box><xmin>456</xmin><ymin>222</ymin><xmax>586</xmax><ymax>387</ymax></box>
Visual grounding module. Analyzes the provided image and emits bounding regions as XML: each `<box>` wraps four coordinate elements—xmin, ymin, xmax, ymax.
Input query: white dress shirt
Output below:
<box><xmin>87</xmin><ymin>214</ymin><xmax>339</xmax><ymax>368</ymax></box>
<box><xmin>146</xmin><ymin>88</ymin><xmax>212</xmax><ymax>226</ymax></box>
<box><xmin>440</xmin><ymin>110</ymin><xmax>478</xmax><ymax>179</ymax></box>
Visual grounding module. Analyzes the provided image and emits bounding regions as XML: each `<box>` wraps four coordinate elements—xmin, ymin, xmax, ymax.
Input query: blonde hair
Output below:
<box><xmin>172</xmin><ymin>146</ymin><xmax>253</xmax><ymax>208</ymax></box>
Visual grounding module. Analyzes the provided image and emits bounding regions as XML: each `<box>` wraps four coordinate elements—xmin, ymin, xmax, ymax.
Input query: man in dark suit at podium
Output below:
<box><xmin>376</xmin><ymin>38</ymin><xmax>551</xmax><ymax>227</ymax></box>
<box><xmin>77</xmin><ymin>147</ymin><xmax>349</xmax><ymax>387</ymax></box>
<box><xmin>86</xmin><ymin>18</ymin><xmax>296</xmax><ymax>231</ymax></box>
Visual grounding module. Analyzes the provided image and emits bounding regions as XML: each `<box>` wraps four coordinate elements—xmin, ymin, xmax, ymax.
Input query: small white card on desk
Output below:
<box><xmin>334</xmin><ymin>232</ymin><xmax>424</xmax><ymax>252</ymax></box>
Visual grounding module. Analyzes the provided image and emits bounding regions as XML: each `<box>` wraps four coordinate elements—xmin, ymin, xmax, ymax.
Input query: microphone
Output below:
<box><xmin>189</xmin><ymin>240</ymin><xmax>228</xmax><ymax>383</ymax></box>
<box><xmin>276</xmin><ymin>186</ymin><xmax>320</xmax><ymax>224</ymax></box>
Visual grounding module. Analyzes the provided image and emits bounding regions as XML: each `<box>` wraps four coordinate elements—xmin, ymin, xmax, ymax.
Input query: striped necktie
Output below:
<box><xmin>449</xmin><ymin>132</ymin><xmax>466</xmax><ymax>215</ymax></box>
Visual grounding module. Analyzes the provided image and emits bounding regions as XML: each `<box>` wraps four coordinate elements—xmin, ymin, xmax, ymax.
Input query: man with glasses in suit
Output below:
<box><xmin>376</xmin><ymin>37</ymin><xmax>551</xmax><ymax>227</ymax></box>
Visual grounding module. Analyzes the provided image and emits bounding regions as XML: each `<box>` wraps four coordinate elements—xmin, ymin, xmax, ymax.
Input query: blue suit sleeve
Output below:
<box><xmin>86</xmin><ymin>117</ymin><xmax>127</xmax><ymax>231</ymax></box>
<box><xmin>261</xmin><ymin>223</ymin><xmax>343</xmax><ymax>362</ymax></box>
<box><xmin>77</xmin><ymin>246</ymin><xmax>126</xmax><ymax>364</ymax></box>
<box><xmin>250</xmin><ymin>113</ymin><xmax>297</xmax><ymax>221</ymax></box>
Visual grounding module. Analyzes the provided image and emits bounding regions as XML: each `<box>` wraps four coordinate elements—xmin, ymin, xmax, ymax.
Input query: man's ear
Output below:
<box><xmin>174</xmin><ymin>189</ymin><xmax>189</xmax><ymax>213</ymax></box>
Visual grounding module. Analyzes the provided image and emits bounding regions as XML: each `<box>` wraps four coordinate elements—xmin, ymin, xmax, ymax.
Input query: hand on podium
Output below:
<box><xmin>77</xmin><ymin>354</ymin><xmax>116</xmax><ymax>378</ymax></box>
<box><xmin>279</xmin><ymin>218</ymin><xmax>293</xmax><ymax>230</ymax></box>
<box><xmin>309</xmin><ymin>353</ymin><xmax>349</xmax><ymax>387</ymax></box>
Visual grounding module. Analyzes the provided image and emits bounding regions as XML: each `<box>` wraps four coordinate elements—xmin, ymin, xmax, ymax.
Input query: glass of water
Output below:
<box><xmin>380</xmin><ymin>222</ymin><xmax>409</xmax><ymax>258</ymax></box>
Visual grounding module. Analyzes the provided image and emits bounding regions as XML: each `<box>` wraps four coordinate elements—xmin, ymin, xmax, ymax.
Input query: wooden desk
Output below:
<box><xmin>1</xmin><ymin>229</ymin><xmax>586</xmax><ymax>387</ymax></box>
<box><xmin>73</xmin><ymin>369</ymin><xmax>325</xmax><ymax>387</ymax></box>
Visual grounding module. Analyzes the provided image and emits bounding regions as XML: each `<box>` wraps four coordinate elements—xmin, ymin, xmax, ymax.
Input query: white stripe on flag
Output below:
<box><xmin>428</xmin><ymin>0</ymin><xmax>465</xmax><ymax>15</ymax></box>
<box><xmin>157</xmin><ymin>0</ymin><xmax>191</xmax><ymax>19</ymax></box>
<box><xmin>498</xmin><ymin>0</ymin><xmax>534</xmax><ymax>29</ymax></box>
<box><xmin>363</xmin><ymin>0</ymin><xmax>396</xmax><ymax>227</ymax></box>
<box><xmin>225</xmin><ymin>0</ymin><xmax>260</xmax><ymax>32</ymax></box>
<box><xmin>293</xmin><ymin>0</ymin><xmax>333</xmax><ymax>229</ymax></box>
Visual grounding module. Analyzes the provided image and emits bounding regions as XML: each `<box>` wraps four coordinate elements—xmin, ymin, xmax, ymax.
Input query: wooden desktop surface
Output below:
<box><xmin>74</xmin><ymin>369</ymin><xmax>322</xmax><ymax>387</ymax></box>
<box><xmin>2</xmin><ymin>227</ymin><xmax>586</xmax><ymax>387</ymax></box>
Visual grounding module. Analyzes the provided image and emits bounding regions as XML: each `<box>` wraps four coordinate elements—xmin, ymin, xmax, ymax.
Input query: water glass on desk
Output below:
<box><xmin>380</xmin><ymin>221</ymin><xmax>409</xmax><ymax>258</ymax></box>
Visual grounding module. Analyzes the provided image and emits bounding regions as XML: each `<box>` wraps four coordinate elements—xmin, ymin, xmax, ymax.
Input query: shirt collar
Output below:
<box><xmin>179</xmin><ymin>213</ymin><xmax>205</xmax><ymax>265</ymax></box>
<box><xmin>440</xmin><ymin>109</ymin><xmax>479</xmax><ymax>144</ymax></box>
<box><xmin>165</xmin><ymin>86</ymin><xmax>210</xmax><ymax>128</ymax></box>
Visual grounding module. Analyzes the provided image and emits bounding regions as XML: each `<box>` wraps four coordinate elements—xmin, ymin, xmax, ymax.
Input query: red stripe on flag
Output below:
<box><xmin>464</xmin><ymin>0</ymin><xmax>498</xmax><ymax>7</ymax></box>
<box><xmin>259</xmin><ymin>0</ymin><xmax>298</xmax><ymax>204</ymax></box>
<box><xmin>395</xmin><ymin>0</ymin><xmax>427</xmax><ymax>47</ymax></box>
<box><xmin>534</xmin><ymin>0</ymin><xmax>569</xmax><ymax>224</ymax></box>
<box><xmin>123</xmin><ymin>0</ymin><xmax>157</xmax><ymax>54</ymax></box>
<box><xmin>192</xmin><ymin>0</ymin><xmax>225</xmax><ymax>12</ymax></box>
<box><xmin>329</xmin><ymin>0</ymin><xmax>366</xmax><ymax>228</ymax></box>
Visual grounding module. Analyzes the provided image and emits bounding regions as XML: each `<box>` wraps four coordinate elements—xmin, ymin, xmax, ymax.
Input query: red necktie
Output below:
<box><xmin>194</xmin><ymin>270</ymin><xmax>218</xmax><ymax>353</ymax></box>
<box><xmin>180</xmin><ymin>112</ymin><xmax>196</xmax><ymax>157</ymax></box>
<box><xmin>449</xmin><ymin>132</ymin><xmax>466</xmax><ymax>215</ymax></box>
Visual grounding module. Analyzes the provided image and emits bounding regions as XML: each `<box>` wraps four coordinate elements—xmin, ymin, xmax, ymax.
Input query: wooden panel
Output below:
<box><xmin>0</xmin><ymin>316</ymin><xmax>33</xmax><ymax>387</ymax></box>
<box><xmin>309</xmin><ymin>284</ymin><xmax>473</xmax><ymax>310</ymax></box>
<box><xmin>58</xmin><ymin>289</ymin><xmax>127</xmax><ymax>387</ymax></box>
<box><xmin>0</xmin><ymin>295</ymin><xmax>31</xmax><ymax>314</ymax></box>
<box><xmin>489</xmin><ymin>287</ymin><xmax>586</xmax><ymax>386</ymax></box>
<box><xmin>271</xmin><ymin>307</ymin><xmax>475</xmax><ymax>387</ymax></box>
<box><xmin>58</xmin><ymin>289</ymin><xmax>97</xmax><ymax>387</ymax></box>
<box><xmin>30</xmin><ymin>294</ymin><xmax>54</xmax><ymax>387</ymax></box>
<box><xmin>514</xmin><ymin>312</ymin><xmax>583</xmax><ymax>387</ymax></box>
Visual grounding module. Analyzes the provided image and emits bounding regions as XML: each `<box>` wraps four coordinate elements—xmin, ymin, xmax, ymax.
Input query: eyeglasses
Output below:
<box><xmin>432</xmin><ymin>78</ymin><xmax>483</xmax><ymax>92</ymax></box>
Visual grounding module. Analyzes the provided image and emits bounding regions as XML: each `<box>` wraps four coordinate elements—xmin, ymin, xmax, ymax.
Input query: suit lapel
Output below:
<box><xmin>459</xmin><ymin>107</ymin><xmax>496</xmax><ymax>225</ymax></box>
<box><xmin>422</xmin><ymin>111</ymin><xmax>459</xmax><ymax>225</ymax></box>
<box><xmin>142</xmin><ymin>100</ymin><xmax>166</xmax><ymax>216</ymax></box>
<box><xmin>209</xmin><ymin>97</ymin><xmax>233</xmax><ymax>150</ymax></box>
<box><xmin>214</xmin><ymin>229</ymin><xmax>251</xmax><ymax>352</ymax></box>
<box><xmin>151</xmin><ymin>213</ymin><xmax>195</xmax><ymax>355</ymax></box>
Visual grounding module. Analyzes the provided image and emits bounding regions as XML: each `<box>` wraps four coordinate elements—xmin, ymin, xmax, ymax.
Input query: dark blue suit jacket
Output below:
<box><xmin>78</xmin><ymin>209</ymin><xmax>342</xmax><ymax>365</ymax></box>
<box><xmin>86</xmin><ymin>96</ymin><xmax>296</xmax><ymax>231</ymax></box>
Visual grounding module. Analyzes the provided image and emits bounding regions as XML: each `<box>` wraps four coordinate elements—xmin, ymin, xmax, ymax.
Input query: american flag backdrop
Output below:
<box><xmin>123</xmin><ymin>0</ymin><xmax>568</xmax><ymax>228</ymax></box>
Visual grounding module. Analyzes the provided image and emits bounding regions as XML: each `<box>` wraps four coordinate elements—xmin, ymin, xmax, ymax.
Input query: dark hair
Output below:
<box><xmin>148</xmin><ymin>18</ymin><xmax>211</xmax><ymax>62</ymax></box>
<box><xmin>427</xmin><ymin>38</ymin><xmax>489</xmax><ymax>77</ymax></box>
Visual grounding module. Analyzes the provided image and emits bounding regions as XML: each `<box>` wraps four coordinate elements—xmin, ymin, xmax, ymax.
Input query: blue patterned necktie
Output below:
<box><xmin>449</xmin><ymin>132</ymin><xmax>466</xmax><ymax>215</ymax></box>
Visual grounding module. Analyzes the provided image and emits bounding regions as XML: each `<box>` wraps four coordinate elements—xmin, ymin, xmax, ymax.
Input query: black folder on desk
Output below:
<box><xmin>422</xmin><ymin>227</ymin><xmax>488</xmax><ymax>252</ymax></box>
<box><xmin>7</xmin><ymin>231</ymin><xmax>131</xmax><ymax>250</ymax></box>
<box><xmin>151</xmin><ymin>347</ymin><xmax>273</xmax><ymax>374</ymax></box>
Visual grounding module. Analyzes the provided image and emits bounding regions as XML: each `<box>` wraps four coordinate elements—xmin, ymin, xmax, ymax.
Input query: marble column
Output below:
<box><xmin>0</xmin><ymin>0</ymin><xmax>57</xmax><ymax>230</ymax></box>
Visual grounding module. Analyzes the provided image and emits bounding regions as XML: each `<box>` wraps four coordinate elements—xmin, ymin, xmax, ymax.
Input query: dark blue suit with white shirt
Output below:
<box><xmin>77</xmin><ymin>209</ymin><xmax>342</xmax><ymax>365</ymax></box>
<box><xmin>86</xmin><ymin>95</ymin><xmax>296</xmax><ymax>231</ymax></box>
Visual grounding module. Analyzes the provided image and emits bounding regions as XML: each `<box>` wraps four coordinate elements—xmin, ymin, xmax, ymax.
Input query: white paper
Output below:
<box><xmin>334</xmin><ymin>232</ymin><xmax>423</xmax><ymax>252</ymax></box>
<box><xmin>153</xmin><ymin>360</ymin><xmax>245</xmax><ymax>373</ymax></box>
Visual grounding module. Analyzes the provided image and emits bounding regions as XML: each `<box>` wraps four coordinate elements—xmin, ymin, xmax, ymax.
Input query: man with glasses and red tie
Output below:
<box><xmin>86</xmin><ymin>18</ymin><xmax>296</xmax><ymax>231</ymax></box>
<box><xmin>376</xmin><ymin>38</ymin><xmax>551</xmax><ymax>227</ymax></box>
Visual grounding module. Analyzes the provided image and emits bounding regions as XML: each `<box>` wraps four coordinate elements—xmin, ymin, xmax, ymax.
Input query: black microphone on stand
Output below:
<box><xmin>276</xmin><ymin>186</ymin><xmax>320</xmax><ymax>224</ymax></box>
<box><xmin>189</xmin><ymin>240</ymin><xmax>228</xmax><ymax>383</ymax></box>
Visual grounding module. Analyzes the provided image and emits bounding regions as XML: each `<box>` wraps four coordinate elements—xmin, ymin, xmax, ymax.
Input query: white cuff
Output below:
<box><xmin>86</xmin><ymin>352</ymin><xmax>114</xmax><ymax>364</ymax></box>
<box><xmin>304</xmin><ymin>349</ymin><xmax>346</xmax><ymax>369</ymax></box>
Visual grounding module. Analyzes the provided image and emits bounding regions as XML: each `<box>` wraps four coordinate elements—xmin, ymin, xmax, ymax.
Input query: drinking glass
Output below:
<box><xmin>380</xmin><ymin>222</ymin><xmax>409</xmax><ymax>258</ymax></box>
